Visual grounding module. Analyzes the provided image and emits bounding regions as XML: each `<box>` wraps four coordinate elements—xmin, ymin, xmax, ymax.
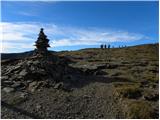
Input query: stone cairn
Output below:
<box><xmin>1</xmin><ymin>28</ymin><xmax>77</xmax><ymax>93</ymax></box>
<box><xmin>34</xmin><ymin>28</ymin><xmax>50</xmax><ymax>56</ymax></box>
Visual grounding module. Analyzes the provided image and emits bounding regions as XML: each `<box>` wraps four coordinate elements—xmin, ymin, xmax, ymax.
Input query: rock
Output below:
<box><xmin>62</xmin><ymin>84</ymin><xmax>73</xmax><ymax>92</ymax></box>
<box><xmin>2</xmin><ymin>80</ymin><xmax>13</xmax><ymax>86</ymax></box>
<box><xmin>28</xmin><ymin>81</ymin><xmax>49</xmax><ymax>92</ymax></box>
<box><xmin>83</xmin><ymin>68</ymin><xmax>96</xmax><ymax>75</ymax></box>
<box><xmin>83</xmin><ymin>95</ymin><xmax>92</xmax><ymax>98</ymax></box>
<box><xmin>1</xmin><ymin>76</ymin><xmax>9</xmax><ymax>80</ymax></box>
<box><xmin>29</xmin><ymin>66</ymin><xmax>36</xmax><ymax>71</ymax></box>
<box><xmin>20</xmin><ymin>92</ymin><xmax>28</xmax><ymax>99</ymax></box>
<box><xmin>37</xmin><ymin>69</ymin><xmax>46</xmax><ymax>75</ymax></box>
<box><xmin>111</xmin><ymin>72</ymin><xmax>122</xmax><ymax>77</ymax></box>
<box><xmin>151</xmin><ymin>84</ymin><xmax>157</xmax><ymax>89</ymax></box>
<box><xmin>19</xmin><ymin>69</ymin><xmax>28</xmax><ymax>76</ymax></box>
<box><xmin>106</xmin><ymin>64</ymin><xmax>118</xmax><ymax>69</ymax></box>
<box><xmin>96</xmin><ymin>64</ymin><xmax>107</xmax><ymax>69</ymax></box>
<box><xmin>36</xmin><ymin>104</ymin><xmax>42</xmax><ymax>110</ymax></box>
<box><xmin>54</xmin><ymin>82</ymin><xmax>63</xmax><ymax>89</ymax></box>
<box><xmin>14</xmin><ymin>65</ymin><xmax>21</xmax><ymax>70</ymax></box>
<box><xmin>11</xmin><ymin>82</ymin><xmax>22</xmax><ymax>88</ymax></box>
<box><xmin>3</xmin><ymin>87</ymin><xmax>14</xmax><ymax>93</ymax></box>
<box><xmin>94</xmin><ymin>70</ymin><xmax>107</xmax><ymax>75</ymax></box>
<box><xmin>26</xmin><ymin>61</ymin><xmax>33</xmax><ymax>65</ymax></box>
<box><xmin>1</xmin><ymin>49</ymin><xmax>83</xmax><ymax>92</ymax></box>
<box><xmin>28</xmin><ymin>81</ymin><xmax>38</xmax><ymax>92</ymax></box>
<box><xmin>32</xmin><ymin>60</ymin><xmax>40</xmax><ymax>65</ymax></box>
<box><xmin>26</xmin><ymin>80</ymin><xmax>33</xmax><ymax>83</ymax></box>
<box><xmin>37</xmin><ymin>89</ymin><xmax>42</xmax><ymax>92</ymax></box>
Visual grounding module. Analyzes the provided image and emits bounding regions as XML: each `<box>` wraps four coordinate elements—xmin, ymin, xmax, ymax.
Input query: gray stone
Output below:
<box><xmin>14</xmin><ymin>65</ymin><xmax>21</xmax><ymax>70</ymax></box>
<box><xmin>37</xmin><ymin>69</ymin><xmax>46</xmax><ymax>75</ymax></box>
<box><xmin>54</xmin><ymin>82</ymin><xmax>63</xmax><ymax>89</ymax></box>
<box><xmin>29</xmin><ymin>66</ymin><xmax>36</xmax><ymax>71</ymax></box>
<box><xmin>20</xmin><ymin>92</ymin><xmax>28</xmax><ymax>99</ymax></box>
<box><xmin>2</xmin><ymin>80</ymin><xmax>13</xmax><ymax>85</ymax></box>
<box><xmin>83</xmin><ymin>95</ymin><xmax>92</xmax><ymax>98</ymax></box>
<box><xmin>19</xmin><ymin>69</ymin><xmax>28</xmax><ymax>76</ymax></box>
<box><xmin>106</xmin><ymin>64</ymin><xmax>118</xmax><ymax>69</ymax></box>
<box><xmin>32</xmin><ymin>60</ymin><xmax>40</xmax><ymax>65</ymax></box>
<box><xmin>11</xmin><ymin>82</ymin><xmax>22</xmax><ymax>88</ymax></box>
<box><xmin>94</xmin><ymin>70</ymin><xmax>107</xmax><ymax>75</ymax></box>
<box><xmin>26</xmin><ymin>61</ymin><xmax>33</xmax><ymax>65</ymax></box>
<box><xmin>28</xmin><ymin>81</ymin><xmax>38</xmax><ymax>92</ymax></box>
<box><xmin>36</xmin><ymin>104</ymin><xmax>42</xmax><ymax>110</ymax></box>
<box><xmin>26</xmin><ymin>80</ymin><xmax>33</xmax><ymax>83</ymax></box>
<box><xmin>1</xmin><ymin>76</ymin><xmax>9</xmax><ymax>80</ymax></box>
<box><xmin>3</xmin><ymin>87</ymin><xmax>14</xmax><ymax>93</ymax></box>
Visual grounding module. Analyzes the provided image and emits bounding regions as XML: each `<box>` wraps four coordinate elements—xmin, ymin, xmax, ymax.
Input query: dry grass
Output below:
<box><xmin>113</xmin><ymin>83</ymin><xmax>142</xmax><ymax>99</ymax></box>
<box><xmin>125</xmin><ymin>100</ymin><xmax>156</xmax><ymax>119</ymax></box>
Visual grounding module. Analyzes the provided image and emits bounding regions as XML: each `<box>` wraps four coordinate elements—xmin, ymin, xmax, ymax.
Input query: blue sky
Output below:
<box><xmin>1</xmin><ymin>1</ymin><xmax>159</xmax><ymax>53</ymax></box>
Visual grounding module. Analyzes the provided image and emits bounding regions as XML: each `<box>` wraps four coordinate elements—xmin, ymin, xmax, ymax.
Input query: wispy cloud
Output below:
<box><xmin>1</xmin><ymin>22</ymin><xmax>148</xmax><ymax>53</ymax></box>
<box><xmin>18</xmin><ymin>11</ymin><xmax>37</xmax><ymax>17</ymax></box>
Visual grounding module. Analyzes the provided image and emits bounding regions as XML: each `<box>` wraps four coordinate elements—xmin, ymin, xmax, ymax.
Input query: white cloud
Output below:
<box><xmin>18</xmin><ymin>11</ymin><xmax>37</xmax><ymax>17</ymax></box>
<box><xmin>0</xmin><ymin>22</ymin><xmax>148</xmax><ymax>53</ymax></box>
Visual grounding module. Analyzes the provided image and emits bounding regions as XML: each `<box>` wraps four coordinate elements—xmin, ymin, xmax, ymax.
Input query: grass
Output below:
<box><xmin>142</xmin><ymin>71</ymin><xmax>159</xmax><ymax>83</ymax></box>
<box><xmin>113</xmin><ymin>83</ymin><xmax>142</xmax><ymax>99</ymax></box>
<box><xmin>9</xmin><ymin>95</ymin><xmax>27</xmax><ymax>105</ymax></box>
<box><xmin>125</xmin><ymin>100</ymin><xmax>156</xmax><ymax>119</ymax></box>
<box><xmin>57</xmin><ymin>43</ymin><xmax>159</xmax><ymax>119</ymax></box>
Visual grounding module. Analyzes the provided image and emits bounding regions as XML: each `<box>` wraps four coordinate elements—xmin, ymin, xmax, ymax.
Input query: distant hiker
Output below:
<box><xmin>104</xmin><ymin>44</ymin><xmax>106</xmax><ymax>49</ymax></box>
<box><xmin>100</xmin><ymin>44</ymin><xmax>103</xmax><ymax>49</ymax></box>
<box><xmin>108</xmin><ymin>44</ymin><xmax>110</xmax><ymax>49</ymax></box>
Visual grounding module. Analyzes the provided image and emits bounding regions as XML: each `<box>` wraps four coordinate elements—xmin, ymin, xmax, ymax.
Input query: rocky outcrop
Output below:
<box><xmin>1</xmin><ymin>53</ymin><xmax>77</xmax><ymax>92</ymax></box>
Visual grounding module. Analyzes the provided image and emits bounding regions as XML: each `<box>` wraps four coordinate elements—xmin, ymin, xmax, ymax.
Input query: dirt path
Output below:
<box><xmin>1</xmin><ymin>76</ymin><xmax>124</xmax><ymax>119</ymax></box>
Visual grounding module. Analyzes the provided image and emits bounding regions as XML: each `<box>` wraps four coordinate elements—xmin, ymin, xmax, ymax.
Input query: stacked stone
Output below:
<box><xmin>35</xmin><ymin>28</ymin><xmax>50</xmax><ymax>55</ymax></box>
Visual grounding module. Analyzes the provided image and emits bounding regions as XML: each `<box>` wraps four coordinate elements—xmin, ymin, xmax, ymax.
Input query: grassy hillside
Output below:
<box><xmin>57</xmin><ymin>43</ymin><xmax>159</xmax><ymax>118</ymax></box>
<box><xmin>1</xmin><ymin>43</ymin><xmax>159</xmax><ymax>119</ymax></box>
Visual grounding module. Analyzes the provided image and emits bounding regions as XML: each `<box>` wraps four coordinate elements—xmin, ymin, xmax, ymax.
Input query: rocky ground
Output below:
<box><xmin>1</xmin><ymin>43</ymin><xmax>159</xmax><ymax>119</ymax></box>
